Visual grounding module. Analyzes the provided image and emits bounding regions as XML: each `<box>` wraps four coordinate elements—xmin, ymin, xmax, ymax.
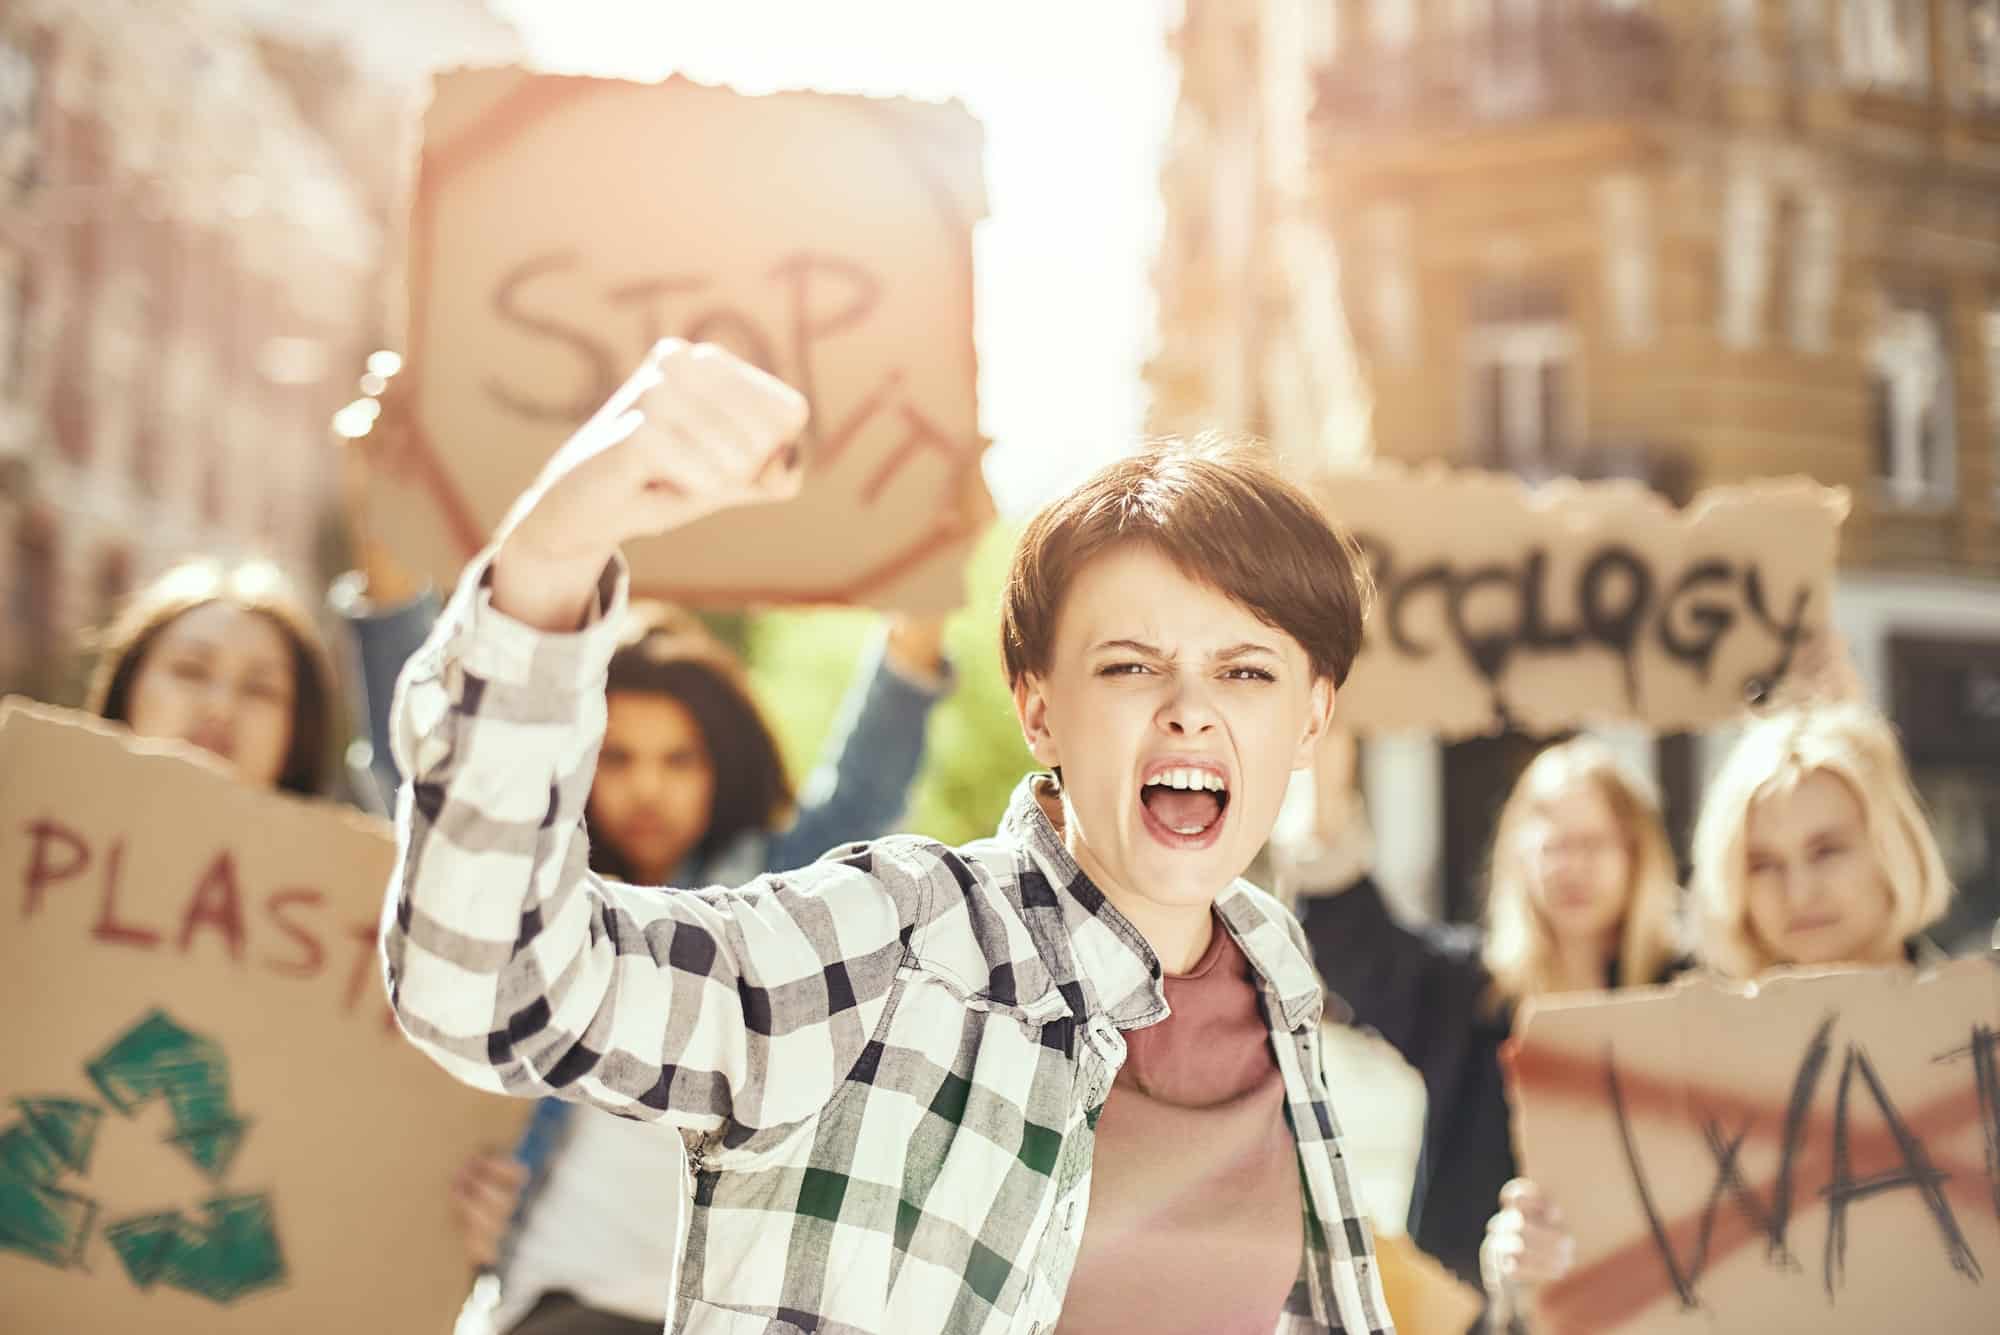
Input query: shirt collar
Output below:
<box><xmin>1001</xmin><ymin>774</ymin><xmax>1325</xmax><ymax>1032</ymax></box>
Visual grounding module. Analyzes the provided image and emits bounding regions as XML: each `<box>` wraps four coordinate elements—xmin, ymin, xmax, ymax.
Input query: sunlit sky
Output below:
<box><xmin>489</xmin><ymin>0</ymin><xmax>1179</xmax><ymax>518</ymax></box>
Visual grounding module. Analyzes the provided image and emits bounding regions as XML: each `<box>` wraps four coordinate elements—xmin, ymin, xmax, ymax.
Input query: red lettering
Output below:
<box><xmin>771</xmin><ymin>251</ymin><xmax>879</xmax><ymax>457</ymax></box>
<box><xmin>91</xmin><ymin>839</ymin><xmax>161</xmax><ymax>948</ymax></box>
<box><xmin>344</xmin><ymin>919</ymin><xmax>381</xmax><ymax>1015</ymax></box>
<box><xmin>604</xmin><ymin>274</ymin><xmax>707</xmax><ymax>351</ymax></box>
<box><xmin>177</xmin><ymin>851</ymin><xmax>246</xmax><ymax>962</ymax></box>
<box><xmin>22</xmin><ymin>818</ymin><xmax>89</xmax><ymax>917</ymax></box>
<box><xmin>811</xmin><ymin>369</ymin><xmax>903</xmax><ymax>472</ymax></box>
<box><xmin>262</xmin><ymin>888</ymin><xmax>326</xmax><ymax>979</ymax></box>
<box><xmin>861</xmin><ymin>402</ymin><xmax>964</xmax><ymax>505</ymax></box>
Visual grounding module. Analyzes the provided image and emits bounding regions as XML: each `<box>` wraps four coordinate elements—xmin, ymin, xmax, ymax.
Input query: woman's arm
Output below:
<box><xmin>384</xmin><ymin>340</ymin><xmax>936</xmax><ymax>1136</ymax></box>
<box><xmin>329</xmin><ymin>576</ymin><xmax>439</xmax><ymax>807</ymax></box>
<box><xmin>384</xmin><ymin>548</ymin><xmax>933</xmax><ymax>1136</ymax></box>
<box><xmin>767</xmin><ymin>617</ymin><xmax>950</xmax><ymax>870</ymax></box>
<box><xmin>1295</xmin><ymin>877</ymin><xmax>1483</xmax><ymax>1065</ymax></box>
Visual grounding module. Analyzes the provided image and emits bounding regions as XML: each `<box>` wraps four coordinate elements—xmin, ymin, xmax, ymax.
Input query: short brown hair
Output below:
<box><xmin>591</xmin><ymin>603</ymin><xmax>794</xmax><ymax>878</ymax></box>
<box><xmin>87</xmin><ymin>559</ymin><xmax>337</xmax><ymax>797</ymax></box>
<box><xmin>1001</xmin><ymin>437</ymin><xmax>1372</xmax><ymax>687</ymax></box>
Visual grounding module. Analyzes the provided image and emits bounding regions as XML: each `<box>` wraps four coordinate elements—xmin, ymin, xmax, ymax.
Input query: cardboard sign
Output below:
<box><xmin>0</xmin><ymin>701</ymin><xmax>525</xmax><ymax>1333</ymax></box>
<box><xmin>1317</xmin><ymin>466</ymin><xmax>1849</xmax><ymax>738</ymax></box>
<box><xmin>388</xmin><ymin>67</ymin><xmax>990</xmax><ymax>614</ymax></box>
<box><xmin>1510</xmin><ymin>961</ymin><xmax>2000</xmax><ymax>1334</ymax></box>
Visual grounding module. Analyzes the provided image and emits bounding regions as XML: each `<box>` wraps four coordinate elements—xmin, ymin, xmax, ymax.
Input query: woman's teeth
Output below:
<box><xmin>1147</xmin><ymin>768</ymin><xmax>1225</xmax><ymax>792</ymax></box>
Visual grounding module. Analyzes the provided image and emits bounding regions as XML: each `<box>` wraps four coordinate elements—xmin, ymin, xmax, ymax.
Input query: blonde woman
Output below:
<box><xmin>1690</xmin><ymin>701</ymin><xmax>1951</xmax><ymax>976</ymax></box>
<box><xmin>1486</xmin><ymin>703</ymin><xmax>1956</xmax><ymax>1320</ymax></box>
<box><xmin>1287</xmin><ymin>736</ymin><xmax>1686</xmax><ymax>1294</ymax></box>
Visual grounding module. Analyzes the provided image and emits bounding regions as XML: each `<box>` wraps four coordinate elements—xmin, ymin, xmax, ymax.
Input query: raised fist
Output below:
<box><xmin>492</xmin><ymin>339</ymin><xmax>810</xmax><ymax>629</ymax></box>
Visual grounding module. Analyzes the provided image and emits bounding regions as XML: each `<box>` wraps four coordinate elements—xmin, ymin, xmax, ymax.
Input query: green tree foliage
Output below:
<box><xmin>745</xmin><ymin>522</ymin><xmax>1034</xmax><ymax>848</ymax></box>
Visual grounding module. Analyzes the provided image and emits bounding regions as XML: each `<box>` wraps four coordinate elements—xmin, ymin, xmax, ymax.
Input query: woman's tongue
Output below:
<box><xmin>1142</xmin><ymin>785</ymin><xmax>1221</xmax><ymax>835</ymax></box>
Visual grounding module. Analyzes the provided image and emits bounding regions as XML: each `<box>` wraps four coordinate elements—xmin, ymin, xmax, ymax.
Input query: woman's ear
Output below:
<box><xmin>1013</xmin><ymin>675</ymin><xmax>1062</xmax><ymax>769</ymax></box>
<box><xmin>1292</xmin><ymin>678</ymin><xmax>1336</xmax><ymax>771</ymax></box>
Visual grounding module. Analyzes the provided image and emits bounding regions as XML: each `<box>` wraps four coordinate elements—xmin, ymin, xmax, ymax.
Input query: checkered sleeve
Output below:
<box><xmin>380</xmin><ymin>551</ymin><xmax>927</xmax><ymax>1137</ymax></box>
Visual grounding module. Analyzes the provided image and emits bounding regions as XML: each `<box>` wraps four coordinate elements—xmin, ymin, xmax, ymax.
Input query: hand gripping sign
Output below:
<box><xmin>376</xmin><ymin>68</ymin><xmax>991</xmax><ymax>614</ymax></box>
<box><xmin>1509</xmin><ymin>961</ymin><xmax>2000</xmax><ymax>1334</ymax></box>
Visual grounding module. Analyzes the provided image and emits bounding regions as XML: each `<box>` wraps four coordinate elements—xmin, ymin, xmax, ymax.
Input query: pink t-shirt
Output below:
<box><xmin>1055</xmin><ymin>914</ymin><xmax>1304</xmax><ymax>1333</ymax></box>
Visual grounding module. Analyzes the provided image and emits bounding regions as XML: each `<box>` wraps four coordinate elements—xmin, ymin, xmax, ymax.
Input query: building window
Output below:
<box><xmin>1985</xmin><ymin>303</ymin><xmax>2000</xmax><ymax>498</ymax></box>
<box><xmin>1467</xmin><ymin>288</ymin><xmax>1576</xmax><ymax>472</ymax></box>
<box><xmin>0</xmin><ymin>34</ymin><xmax>38</xmax><ymax>198</ymax></box>
<box><xmin>1371</xmin><ymin>0</ymin><xmax>1417</xmax><ymax>51</ymax></box>
<box><xmin>1840</xmin><ymin>0</ymin><xmax>1931</xmax><ymax>93</ymax></box>
<box><xmin>1967</xmin><ymin>0</ymin><xmax>2000</xmax><ymax>105</ymax></box>
<box><xmin>1871</xmin><ymin>296</ymin><xmax>1955</xmax><ymax>507</ymax></box>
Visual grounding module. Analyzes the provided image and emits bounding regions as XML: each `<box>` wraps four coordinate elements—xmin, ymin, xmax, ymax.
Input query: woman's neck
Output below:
<box><xmin>1098</xmin><ymin>886</ymin><xmax>1216</xmax><ymax>976</ymax></box>
<box><xmin>1038</xmin><ymin>784</ymin><xmax>1217</xmax><ymax>975</ymax></box>
<box><xmin>1550</xmin><ymin>932</ymin><xmax>1617</xmax><ymax>993</ymax></box>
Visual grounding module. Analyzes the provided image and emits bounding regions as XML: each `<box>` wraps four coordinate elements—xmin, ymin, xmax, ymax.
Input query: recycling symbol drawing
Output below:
<box><xmin>0</xmin><ymin>1008</ymin><xmax>287</xmax><ymax>1304</ymax></box>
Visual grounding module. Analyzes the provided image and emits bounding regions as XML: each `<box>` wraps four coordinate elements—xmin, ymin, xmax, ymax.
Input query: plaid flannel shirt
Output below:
<box><xmin>383</xmin><ymin>553</ymin><xmax>1394</xmax><ymax>1335</ymax></box>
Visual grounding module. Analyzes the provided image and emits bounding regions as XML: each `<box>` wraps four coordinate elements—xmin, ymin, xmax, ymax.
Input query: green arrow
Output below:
<box><xmin>85</xmin><ymin>1009</ymin><xmax>249</xmax><ymax>1180</ymax></box>
<box><xmin>0</xmin><ymin>1098</ymin><xmax>103</xmax><ymax>1269</ymax></box>
<box><xmin>18</xmin><ymin>1098</ymin><xmax>101</xmax><ymax>1175</ymax></box>
<box><xmin>105</xmin><ymin>1194</ymin><xmax>286</xmax><ymax>1304</ymax></box>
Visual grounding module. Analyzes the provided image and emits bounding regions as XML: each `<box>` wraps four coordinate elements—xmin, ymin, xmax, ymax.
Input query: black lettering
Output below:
<box><xmin>1691</xmin><ymin>1114</ymin><xmax>1797</xmax><ymax>1281</ymax></box>
<box><xmin>1740</xmin><ymin>567</ymin><xmax>1814</xmax><ymax>704</ymax></box>
<box><xmin>1935</xmin><ymin>1024</ymin><xmax>2000</xmax><ymax>1223</ymax></box>
<box><xmin>1576</xmin><ymin>545</ymin><xmax>1653</xmax><ymax>705</ymax></box>
<box><xmin>1768</xmin><ymin>1014</ymin><xmax>1839</xmax><ymax>1258</ymax></box>
<box><xmin>1516</xmin><ymin>548</ymin><xmax>1581</xmax><ymax>653</ymax></box>
<box><xmin>1446</xmin><ymin>563</ymin><xmax>1523</xmax><ymax>686</ymax></box>
<box><xmin>1387</xmin><ymin>561</ymin><xmax>1452</xmax><ymax>659</ymax></box>
<box><xmin>1822</xmin><ymin>1043</ymin><xmax>1982</xmax><ymax>1297</ymax></box>
<box><xmin>1608</xmin><ymin>1050</ymin><xmax>1701</xmax><ymax>1310</ymax></box>
<box><xmin>1657</xmin><ymin>559</ymin><xmax>1737</xmax><ymax>682</ymax></box>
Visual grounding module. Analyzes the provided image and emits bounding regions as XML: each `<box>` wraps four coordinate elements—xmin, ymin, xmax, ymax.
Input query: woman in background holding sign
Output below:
<box><xmin>87</xmin><ymin>559</ymin><xmax>339</xmax><ymax>797</ymax></box>
<box><xmin>1485</xmin><ymin>701</ymin><xmax>1956</xmax><ymax>1326</ymax></box>
<box><xmin>1277</xmin><ymin>735</ymin><xmax>1686</xmax><ymax>1304</ymax></box>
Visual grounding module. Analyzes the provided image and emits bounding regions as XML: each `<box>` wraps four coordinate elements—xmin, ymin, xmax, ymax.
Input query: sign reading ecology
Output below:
<box><xmin>385</xmin><ymin>67</ymin><xmax>990</xmax><ymax>614</ymax></box>
<box><xmin>1318</xmin><ymin>467</ymin><xmax>1849</xmax><ymax>738</ymax></box>
<box><xmin>0</xmin><ymin>701</ymin><xmax>526</xmax><ymax>1332</ymax></box>
<box><xmin>1509</xmin><ymin>961</ymin><xmax>2000</xmax><ymax>1334</ymax></box>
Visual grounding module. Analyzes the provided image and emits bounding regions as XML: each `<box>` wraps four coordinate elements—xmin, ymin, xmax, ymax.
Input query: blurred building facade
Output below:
<box><xmin>0</xmin><ymin>0</ymin><xmax>517</xmax><ymax>703</ymax></box>
<box><xmin>1153</xmin><ymin>0</ymin><xmax>2000</xmax><ymax>943</ymax></box>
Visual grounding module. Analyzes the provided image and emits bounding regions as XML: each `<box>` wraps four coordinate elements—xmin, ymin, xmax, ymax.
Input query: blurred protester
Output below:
<box><xmin>1277</xmin><ymin>733</ymin><xmax>1685</xmax><ymax>1302</ymax></box>
<box><xmin>1484</xmin><ymin>699</ymin><xmax>1956</xmax><ymax>1326</ymax></box>
<box><xmin>87</xmin><ymin>558</ymin><xmax>337</xmax><ymax>797</ymax></box>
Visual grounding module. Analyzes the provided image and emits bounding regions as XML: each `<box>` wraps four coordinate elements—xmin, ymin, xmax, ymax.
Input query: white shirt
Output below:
<box><xmin>493</xmin><ymin>1110</ymin><xmax>691</xmax><ymax>1333</ymax></box>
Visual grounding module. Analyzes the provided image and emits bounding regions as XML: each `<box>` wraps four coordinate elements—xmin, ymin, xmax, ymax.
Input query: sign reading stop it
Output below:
<box><xmin>384</xmin><ymin>68</ymin><xmax>992</xmax><ymax>615</ymax></box>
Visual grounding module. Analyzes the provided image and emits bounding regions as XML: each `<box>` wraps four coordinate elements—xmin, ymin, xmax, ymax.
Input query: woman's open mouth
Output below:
<box><xmin>1137</xmin><ymin>762</ymin><xmax>1230</xmax><ymax>849</ymax></box>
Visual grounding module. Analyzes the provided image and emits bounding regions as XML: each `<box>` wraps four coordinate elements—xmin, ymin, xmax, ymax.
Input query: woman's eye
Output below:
<box><xmin>169</xmin><ymin>659</ymin><xmax>210</xmax><ymax>683</ymax></box>
<box><xmin>1223</xmin><ymin>667</ymin><xmax>1275</xmax><ymax>682</ymax></box>
<box><xmin>1097</xmin><ymin>662</ymin><xmax>1150</xmax><ymax>677</ymax></box>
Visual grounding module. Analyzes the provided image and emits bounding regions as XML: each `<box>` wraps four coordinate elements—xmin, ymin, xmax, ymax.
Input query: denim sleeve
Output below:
<box><xmin>764</xmin><ymin>629</ymin><xmax>948</xmax><ymax>873</ymax></box>
<box><xmin>335</xmin><ymin>585</ymin><xmax>441</xmax><ymax>807</ymax></box>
